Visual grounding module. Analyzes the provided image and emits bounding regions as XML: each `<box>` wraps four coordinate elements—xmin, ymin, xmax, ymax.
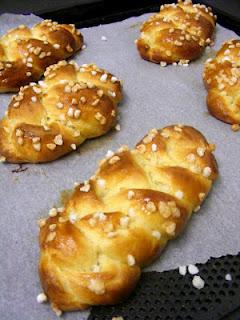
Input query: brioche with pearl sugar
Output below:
<box><xmin>38</xmin><ymin>125</ymin><xmax>218</xmax><ymax>314</ymax></box>
<box><xmin>0</xmin><ymin>20</ymin><xmax>83</xmax><ymax>92</ymax></box>
<box><xmin>203</xmin><ymin>39</ymin><xmax>240</xmax><ymax>129</ymax></box>
<box><xmin>0</xmin><ymin>61</ymin><xmax>122</xmax><ymax>163</ymax></box>
<box><xmin>136</xmin><ymin>0</ymin><xmax>216</xmax><ymax>65</ymax></box>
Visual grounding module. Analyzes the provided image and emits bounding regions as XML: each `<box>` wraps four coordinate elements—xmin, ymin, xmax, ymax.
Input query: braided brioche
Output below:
<box><xmin>0</xmin><ymin>20</ymin><xmax>83</xmax><ymax>92</ymax></box>
<box><xmin>136</xmin><ymin>0</ymin><xmax>216</xmax><ymax>65</ymax></box>
<box><xmin>0</xmin><ymin>61</ymin><xmax>122</xmax><ymax>163</ymax></box>
<box><xmin>203</xmin><ymin>39</ymin><xmax>240</xmax><ymax>127</ymax></box>
<box><xmin>38</xmin><ymin>125</ymin><xmax>218</xmax><ymax>314</ymax></box>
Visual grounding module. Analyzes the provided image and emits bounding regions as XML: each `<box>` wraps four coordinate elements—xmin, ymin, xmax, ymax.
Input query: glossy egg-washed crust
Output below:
<box><xmin>39</xmin><ymin>125</ymin><xmax>218</xmax><ymax>314</ymax></box>
<box><xmin>0</xmin><ymin>61</ymin><xmax>122</xmax><ymax>163</ymax></box>
<box><xmin>136</xmin><ymin>0</ymin><xmax>216</xmax><ymax>64</ymax></box>
<box><xmin>0</xmin><ymin>20</ymin><xmax>83</xmax><ymax>92</ymax></box>
<box><xmin>203</xmin><ymin>39</ymin><xmax>240</xmax><ymax>125</ymax></box>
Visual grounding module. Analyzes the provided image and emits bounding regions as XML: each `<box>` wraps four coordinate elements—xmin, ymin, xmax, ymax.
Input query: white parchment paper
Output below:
<box><xmin>0</xmin><ymin>12</ymin><xmax>239</xmax><ymax>320</ymax></box>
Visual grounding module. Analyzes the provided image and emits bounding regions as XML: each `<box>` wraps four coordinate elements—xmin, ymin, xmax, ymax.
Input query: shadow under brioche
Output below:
<box><xmin>38</xmin><ymin>125</ymin><xmax>218</xmax><ymax>315</ymax></box>
<box><xmin>0</xmin><ymin>61</ymin><xmax>122</xmax><ymax>163</ymax></box>
<box><xmin>136</xmin><ymin>0</ymin><xmax>216</xmax><ymax>65</ymax></box>
<box><xmin>203</xmin><ymin>39</ymin><xmax>240</xmax><ymax>127</ymax></box>
<box><xmin>0</xmin><ymin>20</ymin><xmax>83</xmax><ymax>92</ymax></box>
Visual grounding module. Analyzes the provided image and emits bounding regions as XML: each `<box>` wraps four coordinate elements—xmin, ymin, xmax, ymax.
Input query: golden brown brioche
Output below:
<box><xmin>0</xmin><ymin>61</ymin><xmax>122</xmax><ymax>163</ymax></box>
<box><xmin>0</xmin><ymin>20</ymin><xmax>83</xmax><ymax>92</ymax></box>
<box><xmin>136</xmin><ymin>0</ymin><xmax>216</xmax><ymax>65</ymax></box>
<box><xmin>203</xmin><ymin>39</ymin><xmax>240</xmax><ymax>126</ymax></box>
<box><xmin>38</xmin><ymin>124</ymin><xmax>218</xmax><ymax>314</ymax></box>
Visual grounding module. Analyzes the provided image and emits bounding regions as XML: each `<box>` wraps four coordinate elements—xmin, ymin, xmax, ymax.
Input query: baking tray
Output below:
<box><xmin>0</xmin><ymin>11</ymin><xmax>239</xmax><ymax>320</ymax></box>
<box><xmin>90</xmin><ymin>253</ymin><xmax>240</xmax><ymax>320</ymax></box>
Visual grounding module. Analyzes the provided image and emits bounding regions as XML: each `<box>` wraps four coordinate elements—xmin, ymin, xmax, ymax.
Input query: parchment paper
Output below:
<box><xmin>0</xmin><ymin>12</ymin><xmax>239</xmax><ymax>320</ymax></box>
